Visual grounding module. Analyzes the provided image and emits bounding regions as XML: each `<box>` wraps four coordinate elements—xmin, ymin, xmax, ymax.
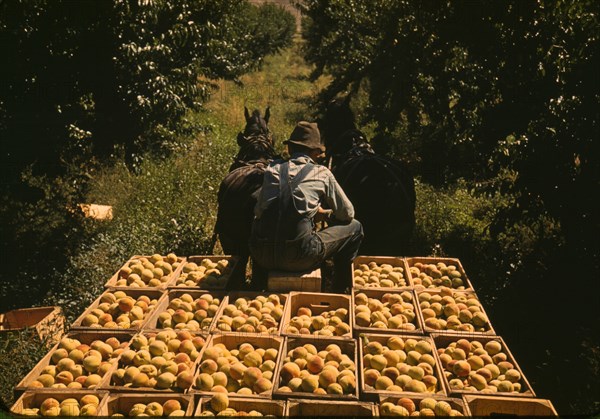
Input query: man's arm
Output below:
<box><xmin>323</xmin><ymin>173</ymin><xmax>355</xmax><ymax>222</ymax></box>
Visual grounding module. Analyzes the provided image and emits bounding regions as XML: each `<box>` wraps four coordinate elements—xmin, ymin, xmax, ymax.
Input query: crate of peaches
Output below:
<box><xmin>104</xmin><ymin>253</ymin><xmax>185</xmax><ymax>289</ymax></box>
<box><xmin>11</xmin><ymin>391</ymin><xmax>109</xmax><ymax>417</ymax></box>
<box><xmin>352</xmin><ymin>256</ymin><xmax>412</xmax><ymax>289</ymax></box>
<box><xmin>106</xmin><ymin>330</ymin><xmax>207</xmax><ymax>392</ymax></box>
<box><xmin>211</xmin><ymin>292</ymin><xmax>287</xmax><ymax>335</ymax></box>
<box><xmin>359</xmin><ymin>334</ymin><xmax>446</xmax><ymax>401</ymax></box>
<box><xmin>143</xmin><ymin>290</ymin><xmax>226</xmax><ymax>333</ymax></box>
<box><xmin>15</xmin><ymin>332</ymin><xmax>132</xmax><ymax>394</ymax></box>
<box><xmin>101</xmin><ymin>393</ymin><xmax>195</xmax><ymax>416</ymax></box>
<box><xmin>432</xmin><ymin>334</ymin><xmax>535</xmax><ymax>397</ymax></box>
<box><xmin>416</xmin><ymin>287</ymin><xmax>495</xmax><ymax>335</ymax></box>
<box><xmin>190</xmin><ymin>334</ymin><xmax>283</xmax><ymax>399</ymax></box>
<box><xmin>377</xmin><ymin>395</ymin><xmax>470</xmax><ymax>416</ymax></box>
<box><xmin>71</xmin><ymin>289</ymin><xmax>162</xmax><ymax>331</ymax></box>
<box><xmin>170</xmin><ymin>255</ymin><xmax>240</xmax><ymax>289</ymax></box>
<box><xmin>196</xmin><ymin>394</ymin><xmax>286</xmax><ymax>417</ymax></box>
<box><xmin>352</xmin><ymin>289</ymin><xmax>422</xmax><ymax>335</ymax></box>
<box><xmin>280</xmin><ymin>292</ymin><xmax>353</xmax><ymax>340</ymax></box>
<box><xmin>273</xmin><ymin>337</ymin><xmax>359</xmax><ymax>400</ymax></box>
<box><xmin>406</xmin><ymin>257</ymin><xmax>474</xmax><ymax>291</ymax></box>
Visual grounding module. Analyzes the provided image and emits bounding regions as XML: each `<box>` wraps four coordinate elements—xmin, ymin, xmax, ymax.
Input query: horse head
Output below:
<box><xmin>328</xmin><ymin>128</ymin><xmax>375</xmax><ymax>169</ymax></box>
<box><xmin>243</xmin><ymin>106</ymin><xmax>271</xmax><ymax>138</ymax></box>
<box><xmin>233</xmin><ymin>107</ymin><xmax>277</xmax><ymax>169</ymax></box>
<box><xmin>317</xmin><ymin>96</ymin><xmax>357</xmax><ymax>153</ymax></box>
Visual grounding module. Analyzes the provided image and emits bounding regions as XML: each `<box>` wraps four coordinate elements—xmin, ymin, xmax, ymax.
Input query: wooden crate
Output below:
<box><xmin>195</xmin><ymin>396</ymin><xmax>286</xmax><ymax>416</ymax></box>
<box><xmin>142</xmin><ymin>289</ymin><xmax>227</xmax><ymax>333</ymax></box>
<box><xmin>11</xmin><ymin>390</ymin><xmax>109</xmax><ymax>416</ymax></box>
<box><xmin>286</xmin><ymin>399</ymin><xmax>376</xmax><ymax>416</ymax></box>
<box><xmin>169</xmin><ymin>255</ymin><xmax>241</xmax><ymax>290</ymax></box>
<box><xmin>405</xmin><ymin>257</ymin><xmax>474</xmax><ymax>291</ymax></box>
<box><xmin>14</xmin><ymin>330</ymin><xmax>134</xmax><ymax>395</ymax></box>
<box><xmin>280</xmin><ymin>291</ymin><xmax>353</xmax><ymax>340</ymax></box>
<box><xmin>189</xmin><ymin>334</ymin><xmax>284</xmax><ymax>399</ymax></box>
<box><xmin>268</xmin><ymin>268</ymin><xmax>322</xmax><ymax>292</ymax></box>
<box><xmin>101</xmin><ymin>330</ymin><xmax>208</xmax><ymax>393</ymax></box>
<box><xmin>415</xmin><ymin>288</ymin><xmax>495</xmax><ymax>335</ymax></box>
<box><xmin>377</xmin><ymin>394</ymin><xmax>470</xmax><ymax>416</ymax></box>
<box><xmin>431</xmin><ymin>333</ymin><xmax>536</xmax><ymax>398</ymax></box>
<box><xmin>352</xmin><ymin>288</ymin><xmax>423</xmax><ymax>336</ymax></box>
<box><xmin>210</xmin><ymin>291</ymin><xmax>288</xmax><ymax>335</ymax></box>
<box><xmin>272</xmin><ymin>336</ymin><xmax>360</xmax><ymax>401</ymax></box>
<box><xmin>100</xmin><ymin>393</ymin><xmax>195</xmax><ymax>416</ymax></box>
<box><xmin>70</xmin><ymin>288</ymin><xmax>164</xmax><ymax>331</ymax></box>
<box><xmin>352</xmin><ymin>256</ymin><xmax>412</xmax><ymax>290</ymax></box>
<box><xmin>0</xmin><ymin>306</ymin><xmax>65</xmax><ymax>344</ymax></box>
<box><xmin>104</xmin><ymin>254</ymin><xmax>186</xmax><ymax>290</ymax></box>
<box><xmin>358</xmin><ymin>333</ymin><xmax>446</xmax><ymax>401</ymax></box>
<box><xmin>463</xmin><ymin>394</ymin><xmax>558</xmax><ymax>416</ymax></box>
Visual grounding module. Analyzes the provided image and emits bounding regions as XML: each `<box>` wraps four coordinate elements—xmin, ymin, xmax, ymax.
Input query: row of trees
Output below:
<box><xmin>302</xmin><ymin>0</ymin><xmax>598</xmax><ymax>263</ymax></box>
<box><xmin>0</xmin><ymin>0</ymin><xmax>295</xmax><ymax>307</ymax></box>
<box><xmin>301</xmin><ymin>1</ymin><xmax>598</xmax><ymax>414</ymax></box>
<box><xmin>0</xmin><ymin>0</ymin><xmax>295</xmax><ymax>185</ymax></box>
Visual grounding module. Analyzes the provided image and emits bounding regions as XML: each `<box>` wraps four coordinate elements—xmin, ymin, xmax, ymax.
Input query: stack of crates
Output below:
<box><xmin>10</xmin><ymin>253</ymin><xmax>558</xmax><ymax>416</ymax></box>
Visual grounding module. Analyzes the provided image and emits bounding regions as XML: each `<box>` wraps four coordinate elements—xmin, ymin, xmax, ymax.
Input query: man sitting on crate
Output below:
<box><xmin>249</xmin><ymin>121</ymin><xmax>363</xmax><ymax>292</ymax></box>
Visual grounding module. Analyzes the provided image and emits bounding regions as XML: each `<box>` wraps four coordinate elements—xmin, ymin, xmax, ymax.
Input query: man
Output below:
<box><xmin>249</xmin><ymin>121</ymin><xmax>363</xmax><ymax>292</ymax></box>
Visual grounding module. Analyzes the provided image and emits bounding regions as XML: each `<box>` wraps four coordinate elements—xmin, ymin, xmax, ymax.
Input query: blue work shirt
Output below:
<box><xmin>254</xmin><ymin>153</ymin><xmax>355</xmax><ymax>222</ymax></box>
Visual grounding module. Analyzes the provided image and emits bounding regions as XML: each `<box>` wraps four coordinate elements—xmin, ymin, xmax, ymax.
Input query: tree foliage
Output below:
<box><xmin>302</xmin><ymin>0</ymin><xmax>599</xmax><ymax>261</ymax></box>
<box><xmin>0</xmin><ymin>0</ymin><xmax>295</xmax><ymax>314</ymax></box>
<box><xmin>0</xmin><ymin>0</ymin><xmax>295</xmax><ymax>186</ymax></box>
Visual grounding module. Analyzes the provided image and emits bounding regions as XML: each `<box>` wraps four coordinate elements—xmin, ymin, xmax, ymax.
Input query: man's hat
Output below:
<box><xmin>283</xmin><ymin>121</ymin><xmax>325</xmax><ymax>152</ymax></box>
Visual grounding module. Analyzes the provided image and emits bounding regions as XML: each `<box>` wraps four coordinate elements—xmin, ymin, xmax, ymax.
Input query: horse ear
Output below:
<box><xmin>244</xmin><ymin>106</ymin><xmax>251</xmax><ymax>122</ymax></box>
<box><xmin>264</xmin><ymin>107</ymin><xmax>270</xmax><ymax>124</ymax></box>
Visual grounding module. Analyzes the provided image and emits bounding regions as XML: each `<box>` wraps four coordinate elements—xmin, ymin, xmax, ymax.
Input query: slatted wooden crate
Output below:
<box><xmin>0</xmin><ymin>306</ymin><xmax>64</xmax><ymax>345</ymax></box>
<box><xmin>352</xmin><ymin>256</ymin><xmax>412</xmax><ymax>290</ymax></box>
<box><xmin>352</xmin><ymin>288</ymin><xmax>423</xmax><ymax>336</ymax></box>
<box><xmin>431</xmin><ymin>333</ymin><xmax>536</xmax><ymax>398</ymax></box>
<box><xmin>280</xmin><ymin>291</ymin><xmax>353</xmax><ymax>340</ymax></box>
<box><xmin>169</xmin><ymin>255</ymin><xmax>241</xmax><ymax>290</ymax></box>
<box><xmin>210</xmin><ymin>291</ymin><xmax>288</xmax><ymax>335</ymax></box>
<box><xmin>415</xmin><ymin>288</ymin><xmax>495</xmax><ymax>335</ymax></box>
<box><xmin>189</xmin><ymin>333</ymin><xmax>284</xmax><ymax>399</ymax></box>
<box><xmin>405</xmin><ymin>257</ymin><xmax>474</xmax><ymax>291</ymax></box>
<box><xmin>14</xmin><ymin>331</ymin><xmax>134</xmax><ymax>396</ymax></box>
<box><xmin>376</xmin><ymin>394</ymin><xmax>470</xmax><ymax>416</ymax></box>
<box><xmin>195</xmin><ymin>396</ymin><xmax>286</xmax><ymax>416</ymax></box>
<box><xmin>11</xmin><ymin>390</ymin><xmax>109</xmax><ymax>416</ymax></box>
<box><xmin>70</xmin><ymin>288</ymin><xmax>164</xmax><ymax>332</ymax></box>
<box><xmin>272</xmin><ymin>336</ymin><xmax>360</xmax><ymax>401</ymax></box>
<box><xmin>463</xmin><ymin>394</ymin><xmax>558</xmax><ymax>416</ymax></box>
<box><xmin>358</xmin><ymin>333</ymin><xmax>446</xmax><ymax>401</ymax></box>
<box><xmin>285</xmin><ymin>399</ymin><xmax>376</xmax><ymax>416</ymax></box>
<box><xmin>101</xmin><ymin>330</ymin><xmax>208</xmax><ymax>393</ymax></box>
<box><xmin>142</xmin><ymin>289</ymin><xmax>227</xmax><ymax>333</ymax></box>
<box><xmin>268</xmin><ymin>268</ymin><xmax>322</xmax><ymax>292</ymax></box>
<box><xmin>100</xmin><ymin>393</ymin><xmax>195</xmax><ymax>416</ymax></box>
<box><xmin>104</xmin><ymin>254</ymin><xmax>186</xmax><ymax>289</ymax></box>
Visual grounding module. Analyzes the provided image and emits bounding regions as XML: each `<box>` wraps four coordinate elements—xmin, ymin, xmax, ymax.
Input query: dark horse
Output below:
<box><xmin>318</xmin><ymin>97</ymin><xmax>416</xmax><ymax>256</ymax></box>
<box><xmin>215</xmin><ymin>107</ymin><xmax>279</xmax><ymax>290</ymax></box>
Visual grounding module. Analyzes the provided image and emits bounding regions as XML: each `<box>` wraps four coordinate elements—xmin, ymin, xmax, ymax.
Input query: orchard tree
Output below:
<box><xmin>302</xmin><ymin>0</ymin><xmax>598</xmax><ymax>259</ymax></box>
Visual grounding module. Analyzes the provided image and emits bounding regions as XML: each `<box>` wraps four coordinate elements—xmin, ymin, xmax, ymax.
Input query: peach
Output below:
<box><xmin>210</xmin><ymin>393</ymin><xmax>229</xmax><ymax>413</ymax></box>
<box><xmin>176</xmin><ymin>370</ymin><xmax>194</xmax><ymax>390</ymax></box>
<box><xmin>253</xmin><ymin>377</ymin><xmax>273</xmax><ymax>393</ymax></box>
<box><xmin>162</xmin><ymin>400</ymin><xmax>182</xmax><ymax>416</ymax></box>
<box><xmin>242</xmin><ymin>367</ymin><xmax>263</xmax><ymax>387</ymax></box>
<box><xmin>280</xmin><ymin>362</ymin><xmax>301</xmax><ymax>383</ymax></box>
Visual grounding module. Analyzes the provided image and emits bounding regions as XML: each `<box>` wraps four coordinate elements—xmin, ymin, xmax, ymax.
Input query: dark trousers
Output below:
<box><xmin>250</xmin><ymin>218</ymin><xmax>363</xmax><ymax>293</ymax></box>
<box><xmin>317</xmin><ymin>218</ymin><xmax>363</xmax><ymax>292</ymax></box>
